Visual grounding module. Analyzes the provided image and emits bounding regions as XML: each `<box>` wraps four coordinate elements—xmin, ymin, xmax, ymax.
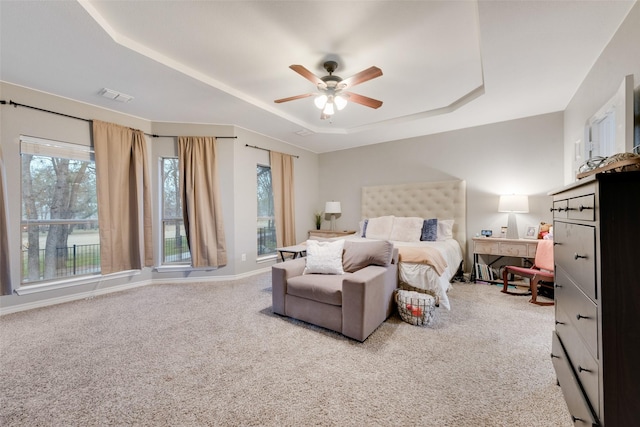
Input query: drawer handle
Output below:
<box><xmin>578</xmin><ymin>365</ymin><xmax>592</xmax><ymax>373</ymax></box>
<box><xmin>550</xmin><ymin>207</ymin><xmax>557</xmax><ymax>212</ymax></box>
<box><xmin>579</xmin><ymin>205</ymin><xmax>594</xmax><ymax>212</ymax></box>
<box><xmin>576</xmin><ymin>314</ymin><xmax>590</xmax><ymax>320</ymax></box>
<box><xmin>555</xmin><ymin>283</ymin><xmax>562</xmax><ymax>288</ymax></box>
<box><xmin>555</xmin><ymin>320</ymin><xmax>565</xmax><ymax>325</ymax></box>
<box><xmin>571</xmin><ymin>415</ymin><xmax>584</xmax><ymax>423</ymax></box>
<box><xmin>574</xmin><ymin>253</ymin><xmax>587</xmax><ymax>260</ymax></box>
<box><xmin>551</xmin><ymin>353</ymin><xmax>560</xmax><ymax>359</ymax></box>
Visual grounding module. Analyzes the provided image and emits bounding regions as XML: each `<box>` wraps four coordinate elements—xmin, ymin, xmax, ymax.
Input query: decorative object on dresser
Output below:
<box><xmin>324</xmin><ymin>201</ymin><xmax>341</xmax><ymax>230</ymax></box>
<box><xmin>550</xmin><ymin>170</ymin><xmax>640</xmax><ymax>426</ymax></box>
<box><xmin>314</xmin><ymin>211</ymin><xmax>323</xmax><ymax>230</ymax></box>
<box><xmin>501</xmin><ymin>239</ymin><xmax>554</xmax><ymax>306</ymax></box>
<box><xmin>308</xmin><ymin>229</ymin><xmax>356</xmax><ymax>239</ymax></box>
<box><xmin>498</xmin><ymin>194</ymin><xmax>529</xmax><ymax>239</ymax></box>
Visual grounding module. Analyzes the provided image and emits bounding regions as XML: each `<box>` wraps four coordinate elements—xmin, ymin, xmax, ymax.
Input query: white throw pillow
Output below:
<box><xmin>303</xmin><ymin>239</ymin><xmax>345</xmax><ymax>275</ymax></box>
<box><xmin>437</xmin><ymin>219</ymin><xmax>454</xmax><ymax>241</ymax></box>
<box><xmin>389</xmin><ymin>217</ymin><xmax>423</xmax><ymax>242</ymax></box>
<box><xmin>364</xmin><ymin>216</ymin><xmax>395</xmax><ymax>240</ymax></box>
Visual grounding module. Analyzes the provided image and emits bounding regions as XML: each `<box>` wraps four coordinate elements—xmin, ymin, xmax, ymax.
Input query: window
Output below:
<box><xmin>161</xmin><ymin>157</ymin><xmax>190</xmax><ymax>264</ymax></box>
<box><xmin>20</xmin><ymin>136</ymin><xmax>99</xmax><ymax>284</ymax></box>
<box><xmin>257</xmin><ymin>165</ymin><xmax>276</xmax><ymax>256</ymax></box>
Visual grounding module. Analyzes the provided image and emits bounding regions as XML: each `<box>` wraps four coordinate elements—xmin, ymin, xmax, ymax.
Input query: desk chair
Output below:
<box><xmin>501</xmin><ymin>239</ymin><xmax>554</xmax><ymax>306</ymax></box>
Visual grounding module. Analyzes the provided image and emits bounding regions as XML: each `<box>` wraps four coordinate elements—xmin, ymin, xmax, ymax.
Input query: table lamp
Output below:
<box><xmin>325</xmin><ymin>201</ymin><xmax>341</xmax><ymax>231</ymax></box>
<box><xmin>498</xmin><ymin>195</ymin><xmax>529</xmax><ymax>239</ymax></box>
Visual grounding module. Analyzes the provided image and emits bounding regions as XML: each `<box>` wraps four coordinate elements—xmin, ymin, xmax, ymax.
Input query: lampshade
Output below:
<box><xmin>325</xmin><ymin>201</ymin><xmax>341</xmax><ymax>214</ymax></box>
<box><xmin>314</xmin><ymin>94</ymin><xmax>327</xmax><ymax>109</ymax></box>
<box><xmin>334</xmin><ymin>95</ymin><xmax>348</xmax><ymax>110</ymax></box>
<box><xmin>498</xmin><ymin>195</ymin><xmax>529</xmax><ymax>213</ymax></box>
<box><xmin>322</xmin><ymin>101</ymin><xmax>335</xmax><ymax>116</ymax></box>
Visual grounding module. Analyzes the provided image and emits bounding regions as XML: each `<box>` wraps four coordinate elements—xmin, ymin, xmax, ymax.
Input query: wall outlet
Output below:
<box><xmin>241</xmin><ymin>253</ymin><xmax>246</xmax><ymax>262</ymax></box>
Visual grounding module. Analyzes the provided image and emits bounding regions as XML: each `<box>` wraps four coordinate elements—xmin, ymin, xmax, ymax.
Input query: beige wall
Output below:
<box><xmin>564</xmin><ymin>2</ymin><xmax>640</xmax><ymax>184</ymax></box>
<box><xmin>318</xmin><ymin>112</ymin><xmax>565</xmax><ymax>269</ymax></box>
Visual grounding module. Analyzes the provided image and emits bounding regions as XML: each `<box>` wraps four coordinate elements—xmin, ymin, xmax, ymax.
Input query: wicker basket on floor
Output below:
<box><xmin>395</xmin><ymin>289</ymin><xmax>436</xmax><ymax>326</ymax></box>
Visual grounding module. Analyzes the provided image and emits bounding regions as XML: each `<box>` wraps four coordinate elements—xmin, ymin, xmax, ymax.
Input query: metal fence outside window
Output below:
<box><xmin>164</xmin><ymin>235</ymin><xmax>191</xmax><ymax>263</ymax></box>
<box><xmin>21</xmin><ymin>243</ymin><xmax>101</xmax><ymax>282</ymax></box>
<box><xmin>258</xmin><ymin>224</ymin><xmax>276</xmax><ymax>256</ymax></box>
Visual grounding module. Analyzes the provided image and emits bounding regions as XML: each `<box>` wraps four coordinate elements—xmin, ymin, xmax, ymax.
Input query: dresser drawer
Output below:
<box><xmin>554</xmin><ymin>221</ymin><xmax>596</xmax><ymax>301</ymax></box>
<box><xmin>554</xmin><ymin>309</ymin><xmax>600</xmax><ymax>418</ymax></box>
<box><xmin>555</xmin><ymin>266</ymin><xmax>598</xmax><ymax>359</ymax></box>
<box><xmin>551</xmin><ymin>332</ymin><xmax>599</xmax><ymax>426</ymax></box>
<box><xmin>567</xmin><ymin>194</ymin><xmax>596</xmax><ymax>221</ymax></box>
<box><xmin>552</xmin><ymin>199</ymin><xmax>568</xmax><ymax>219</ymax></box>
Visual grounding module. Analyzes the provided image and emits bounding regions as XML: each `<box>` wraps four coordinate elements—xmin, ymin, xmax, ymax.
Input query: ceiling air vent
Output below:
<box><xmin>98</xmin><ymin>88</ymin><xmax>134</xmax><ymax>103</ymax></box>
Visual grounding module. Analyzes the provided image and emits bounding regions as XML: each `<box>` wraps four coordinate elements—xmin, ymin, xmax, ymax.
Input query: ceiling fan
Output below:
<box><xmin>274</xmin><ymin>61</ymin><xmax>383</xmax><ymax>119</ymax></box>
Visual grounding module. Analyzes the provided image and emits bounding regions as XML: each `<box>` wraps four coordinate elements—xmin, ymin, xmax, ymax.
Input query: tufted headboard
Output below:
<box><xmin>361</xmin><ymin>180</ymin><xmax>466</xmax><ymax>255</ymax></box>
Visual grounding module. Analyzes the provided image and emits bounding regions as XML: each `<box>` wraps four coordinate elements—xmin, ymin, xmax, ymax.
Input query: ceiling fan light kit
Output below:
<box><xmin>275</xmin><ymin>60</ymin><xmax>383</xmax><ymax>119</ymax></box>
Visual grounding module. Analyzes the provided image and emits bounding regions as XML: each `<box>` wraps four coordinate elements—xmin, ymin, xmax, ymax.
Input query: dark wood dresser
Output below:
<box><xmin>550</xmin><ymin>171</ymin><xmax>640</xmax><ymax>426</ymax></box>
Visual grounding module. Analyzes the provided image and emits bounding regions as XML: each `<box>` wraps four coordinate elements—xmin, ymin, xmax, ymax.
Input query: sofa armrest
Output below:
<box><xmin>342</xmin><ymin>261</ymin><xmax>398</xmax><ymax>341</ymax></box>
<box><xmin>271</xmin><ymin>257</ymin><xmax>306</xmax><ymax>315</ymax></box>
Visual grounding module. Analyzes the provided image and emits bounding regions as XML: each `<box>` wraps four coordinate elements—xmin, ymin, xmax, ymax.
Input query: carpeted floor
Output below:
<box><xmin>0</xmin><ymin>273</ymin><xmax>571</xmax><ymax>426</ymax></box>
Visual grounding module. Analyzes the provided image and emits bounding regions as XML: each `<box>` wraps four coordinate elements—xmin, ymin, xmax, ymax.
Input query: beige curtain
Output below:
<box><xmin>270</xmin><ymin>151</ymin><xmax>296</xmax><ymax>247</ymax></box>
<box><xmin>93</xmin><ymin>120</ymin><xmax>153</xmax><ymax>274</ymax></box>
<box><xmin>178</xmin><ymin>136</ymin><xmax>227</xmax><ymax>268</ymax></box>
<box><xmin>0</xmin><ymin>145</ymin><xmax>12</xmax><ymax>295</ymax></box>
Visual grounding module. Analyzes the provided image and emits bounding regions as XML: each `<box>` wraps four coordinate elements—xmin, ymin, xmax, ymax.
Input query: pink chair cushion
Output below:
<box><xmin>534</xmin><ymin>239</ymin><xmax>554</xmax><ymax>272</ymax></box>
<box><xmin>506</xmin><ymin>265</ymin><xmax>554</xmax><ymax>280</ymax></box>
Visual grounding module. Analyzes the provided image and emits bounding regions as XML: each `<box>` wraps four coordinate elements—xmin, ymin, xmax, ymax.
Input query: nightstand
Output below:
<box><xmin>471</xmin><ymin>237</ymin><xmax>539</xmax><ymax>283</ymax></box>
<box><xmin>308</xmin><ymin>229</ymin><xmax>357</xmax><ymax>238</ymax></box>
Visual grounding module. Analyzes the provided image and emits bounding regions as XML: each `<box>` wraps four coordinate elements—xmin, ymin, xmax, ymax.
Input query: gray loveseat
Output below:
<box><xmin>271</xmin><ymin>239</ymin><xmax>399</xmax><ymax>342</ymax></box>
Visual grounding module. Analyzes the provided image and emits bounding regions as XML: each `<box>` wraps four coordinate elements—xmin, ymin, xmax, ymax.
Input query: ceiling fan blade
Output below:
<box><xmin>344</xmin><ymin>92</ymin><xmax>383</xmax><ymax>109</ymax></box>
<box><xmin>341</xmin><ymin>66</ymin><xmax>383</xmax><ymax>88</ymax></box>
<box><xmin>274</xmin><ymin>93</ymin><xmax>315</xmax><ymax>104</ymax></box>
<box><xmin>290</xmin><ymin>65</ymin><xmax>325</xmax><ymax>87</ymax></box>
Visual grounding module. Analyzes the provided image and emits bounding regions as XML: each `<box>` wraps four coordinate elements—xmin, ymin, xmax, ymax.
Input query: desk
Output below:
<box><xmin>276</xmin><ymin>244</ymin><xmax>307</xmax><ymax>262</ymax></box>
<box><xmin>472</xmin><ymin>237</ymin><xmax>539</xmax><ymax>283</ymax></box>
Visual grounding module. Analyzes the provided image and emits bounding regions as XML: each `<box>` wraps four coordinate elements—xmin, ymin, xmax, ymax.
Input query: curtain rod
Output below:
<box><xmin>0</xmin><ymin>100</ymin><xmax>237</xmax><ymax>139</ymax></box>
<box><xmin>245</xmin><ymin>144</ymin><xmax>299</xmax><ymax>159</ymax></box>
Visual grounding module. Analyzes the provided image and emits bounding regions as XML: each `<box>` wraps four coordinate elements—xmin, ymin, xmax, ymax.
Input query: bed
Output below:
<box><xmin>358</xmin><ymin>180</ymin><xmax>466</xmax><ymax>310</ymax></box>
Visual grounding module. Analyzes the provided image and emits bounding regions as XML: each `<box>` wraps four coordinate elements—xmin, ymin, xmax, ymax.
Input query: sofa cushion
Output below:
<box><xmin>342</xmin><ymin>240</ymin><xmax>394</xmax><ymax>273</ymax></box>
<box><xmin>286</xmin><ymin>274</ymin><xmax>346</xmax><ymax>306</ymax></box>
<box><xmin>303</xmin><ymin>239</ymin><xmax>345</xmax><ymax>275</ymax></box>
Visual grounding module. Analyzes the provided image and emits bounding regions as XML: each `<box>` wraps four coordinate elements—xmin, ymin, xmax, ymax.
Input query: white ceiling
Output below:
<box><xmin>0</xmin><ymin>1</ymin><xmax>635</xmax><ymax>153</ymax></box>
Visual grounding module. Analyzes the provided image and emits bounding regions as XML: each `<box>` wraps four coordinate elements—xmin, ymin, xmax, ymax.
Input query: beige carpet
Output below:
<box><xmin>0</xmin><ymin>273</ymin><xmax>571</xmax><ymax>426</ymax></box>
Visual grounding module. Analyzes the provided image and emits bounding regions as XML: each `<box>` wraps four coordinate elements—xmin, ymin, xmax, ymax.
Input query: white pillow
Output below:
<box><xmin>437</xmin><ymin>219</ymin><xmax>454</xmax><ymax>241</ymax></box>
<box><xmin>389</xmin><ymin>217</ymin><xmax>423</xmax><ymax>242</ymax></box>
<box><xmin>303</xmin><ymin>239</ymin><xmax>345</xmax><ymax>275</ymax></box>
<box><xmin>364</xmin><ymin>216</ymin><xmax>395</xmax><ymax>240</ymax></box>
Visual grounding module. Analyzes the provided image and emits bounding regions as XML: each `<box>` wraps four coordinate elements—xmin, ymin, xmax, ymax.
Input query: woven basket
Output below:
<box><xmin>395</xmin><ymin>289</ymin><xmax>436</xmax><ymax>326</ymax></box>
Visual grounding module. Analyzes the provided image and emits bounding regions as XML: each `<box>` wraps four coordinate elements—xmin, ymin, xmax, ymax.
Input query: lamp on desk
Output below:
<box><xmin>499</xmin><ymin>195</ymin><xmax>529</xmax><ymax>239</ymax></box>
<box><xmin>324</xmin><ymin>201</ymin><xmax>341</xmax><ymax>231</ymax></box>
